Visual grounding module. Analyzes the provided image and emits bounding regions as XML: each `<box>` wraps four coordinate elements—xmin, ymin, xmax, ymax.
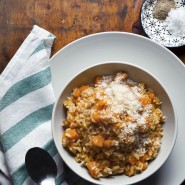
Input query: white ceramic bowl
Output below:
<box><xmin>51</xmin><ymin>62</ymin><xmax>177</xmax><ymax>185</ymax></box>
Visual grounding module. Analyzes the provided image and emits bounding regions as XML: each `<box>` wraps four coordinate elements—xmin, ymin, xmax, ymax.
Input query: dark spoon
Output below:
<box><xmin>25</xmin><ymin>147</ymin><xmax>57</xmax><ymax>185</ymax></box>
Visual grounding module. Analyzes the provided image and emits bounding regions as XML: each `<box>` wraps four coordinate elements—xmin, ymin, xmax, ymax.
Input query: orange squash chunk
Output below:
<box><xmin>91</xmin><ymin>112</ymin><xmax>101</xmax><ymax>122</ymax></box>
<box><xmin>103</xmin><ymin>139</ymin><xmax>113</xmax><ymax>148</ymax></box>
<box><xmin>97</xmin><ymin>100</ymin><xmax>107</xmax><ymax>110</ymax></box>
<box><xmin>73</xmin><ymin>85</ymin><xmax>89</xmax><ymax>98</ymax></box>
<box><xmin>73</xmin><ymin>88</ymin><xmax>81</xmax><ymax>98</ymax></box>
<box><xmin>140</xmin><ymin>96</ymin><xmax>152</xmax><ymax>106</ymax></box>
<box><xmin>92</xmin><ymin>135</ymin><xmax>105</xmax><ymax>147</ymax></box>
<box><xmin>64</xmin><ymin>128</ymin><xmax>79</xmax><ymax>140</ymax></box>
<box><xmin>86</xmin><ymin>161</ymin><xmax>99</xmax><ymax>178</ymax></box>
<box><xmin>79</xmin><ymin>85</ymin><xmax>89</xmax><ymax>92</ymax></box>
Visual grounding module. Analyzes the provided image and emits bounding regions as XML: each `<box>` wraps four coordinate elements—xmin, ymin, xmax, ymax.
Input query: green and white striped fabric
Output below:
<box><xmin>0</xmin><ymin>25</ymin><xmax>83</xmax><ymax>185</ymax></box>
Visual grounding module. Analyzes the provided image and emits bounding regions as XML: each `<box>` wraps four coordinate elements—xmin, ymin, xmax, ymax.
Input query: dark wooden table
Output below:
<box><xmin>0</xmin><ymin>0</ymin><xmax>185</xmax><ymax>74</ymax></box>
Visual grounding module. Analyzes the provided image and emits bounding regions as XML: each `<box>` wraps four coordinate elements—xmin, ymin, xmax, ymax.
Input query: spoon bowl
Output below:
<box><xmin>25</xmin><ymin>147</ymin><xmax>57</xmax><ymax>185</ymax></box>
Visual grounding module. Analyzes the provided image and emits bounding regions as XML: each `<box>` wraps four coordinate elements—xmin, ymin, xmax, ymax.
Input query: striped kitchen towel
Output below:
<box><xmin>0</xmin><ymin>25</ymin><xmax>90</xmax><ymax>185</ymax></box>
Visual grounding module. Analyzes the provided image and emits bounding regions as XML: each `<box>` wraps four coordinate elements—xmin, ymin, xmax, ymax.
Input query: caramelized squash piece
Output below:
<box><xmin>91</xmin><ymin>112</ymin><xmax>101</xmax><ymax>122</ymax></box>
<box><xmin>79</xmin><ymin>85</ymin><xmax>89</xmax><ymax>92</ymax></box>
<box><xmin>73</xmin><ymin>85</ymin><xmax>89</xmax><ymax>98</ymax></box>
<box><xmin>92</xmin><ymin>135</ymin><xmax>105</xmax><ymax>147</ymax></box>
<box><xmin>97</xmin><ymin>100</ymin><xmax>107</xmax><ymax>110</ymax></box>
<box><xmin>103</xmin><ymin>139</ymin><xmax>113</xmax><ymax>148</ymax></box>
<box><xmin>64</xmin><ymin>128</ymin><xmax>79</xmax><ymax>140</ymax></box>
<box><xmin>73</xmin><ymin>88</ymin><xmax>81</xmax><ymax>98</ymax></box>
<box><xmin>86</xmin><ymin>161</ymin><xmax>99</xmax><ymax>178</ymax></box>
<box><xmin>139</xmin><ymin>96</ymin><xmax>152</xmax><ymax>106</ymax></box>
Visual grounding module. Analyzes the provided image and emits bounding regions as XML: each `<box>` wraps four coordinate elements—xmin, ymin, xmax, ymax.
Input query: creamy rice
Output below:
<box><xmin>62</xmin><ymin>72</ymin><xmax>165</xmax><ymax>179</ymax></box>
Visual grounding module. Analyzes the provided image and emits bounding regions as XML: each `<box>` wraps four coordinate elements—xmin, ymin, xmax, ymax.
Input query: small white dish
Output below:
<box><xmin>140</xmin><ymin>0</ymin><xmax>185</xmax><ymax>47</ymax></box>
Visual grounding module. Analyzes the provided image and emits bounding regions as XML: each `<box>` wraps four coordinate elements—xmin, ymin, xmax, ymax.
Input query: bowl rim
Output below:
<box><xmin>51</xmin><ymin>61</ymin><xmax>178</xmax><ymax>185</ymax></box>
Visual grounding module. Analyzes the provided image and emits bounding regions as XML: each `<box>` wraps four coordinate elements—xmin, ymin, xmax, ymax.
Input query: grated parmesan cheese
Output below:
<box><xmin>94</xmin><ymin>72</ymin><xmax>162</xmax><ymax>144</ymax></box>
<box><xmin>104</xmin><ymin>83</ymin><xmax>142</xmax><ymax>115</ymax></box>
<box><xmin>96</xmin><ymin>73</ymin><xmax>154</xmax><ymax>131</ymax></box>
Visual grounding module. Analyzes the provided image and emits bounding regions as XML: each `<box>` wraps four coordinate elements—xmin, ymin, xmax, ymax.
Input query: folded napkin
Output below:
<box><xmin>0</xmin><ymin>25</ymin><xmax>92</xmax><ymax>185</ymax></box>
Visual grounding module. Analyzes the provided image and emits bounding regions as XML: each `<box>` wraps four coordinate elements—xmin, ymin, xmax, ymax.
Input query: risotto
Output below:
<box><xmin>62</xmin><ymin>72</ymin><xmax>165</xmax><ymax>179</ymax></box>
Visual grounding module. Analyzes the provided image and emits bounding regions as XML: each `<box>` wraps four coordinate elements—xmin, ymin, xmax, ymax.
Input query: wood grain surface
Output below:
<box><xmin>0</xmin><ymin>0</ymin><xmax>184</xmax><ymax>73</ymax></box>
